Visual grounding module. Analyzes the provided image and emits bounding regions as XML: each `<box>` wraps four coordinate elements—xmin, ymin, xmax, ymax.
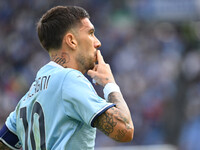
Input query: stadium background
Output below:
<box><xmin>0</xmin><ymin>0</ymin><xmax>200</xmax><ymax>150</ymax></box>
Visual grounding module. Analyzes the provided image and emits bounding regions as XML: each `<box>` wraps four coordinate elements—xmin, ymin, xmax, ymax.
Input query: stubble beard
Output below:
<box><xmin>76</xmin><ymin>53</ymin><xmax>95</xmax><ymax>73</ymax></box>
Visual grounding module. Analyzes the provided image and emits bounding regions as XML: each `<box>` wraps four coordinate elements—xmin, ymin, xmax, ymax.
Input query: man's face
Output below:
<box><xmin>75</xmin><ymin>18</ymin><xmax>101</xmax><ymax>73</ymax></box>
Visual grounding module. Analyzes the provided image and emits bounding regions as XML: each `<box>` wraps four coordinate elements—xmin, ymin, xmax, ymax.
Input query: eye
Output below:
<box><xmin>89</xmin><ymin>29</ymin><xmax>95</xmax><ymax>36</ymax></box>
<box><xmin>90</xmin><ymin>31</ymin><xmax>94</xmax><ymax>36</ymax></box>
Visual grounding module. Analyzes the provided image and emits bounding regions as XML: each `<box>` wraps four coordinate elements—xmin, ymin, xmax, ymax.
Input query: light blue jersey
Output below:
<box><xmin>5</xmin><ymin>61</ymin><xmax>115</xmax><ymax>150</ymax></box>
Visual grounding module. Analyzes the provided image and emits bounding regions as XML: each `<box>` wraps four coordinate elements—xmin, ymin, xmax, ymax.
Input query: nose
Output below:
<box><xmin>94</xmin><ymin>36</ymin><xmax>101</xmax><ymax>49</ymax></box>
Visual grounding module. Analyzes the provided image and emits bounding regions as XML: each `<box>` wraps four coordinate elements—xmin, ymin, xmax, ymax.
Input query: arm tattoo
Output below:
<box><xmin>94</xmin><ymin>108</ymin><xmax>117</xmax><ymax>136</ymax></box>
<box><xmin>115</xmin><ymin>129</ymin><xmax>127</xmax><ymax>141</ymax></box>
<box><xmin>108</xmin><ymin>92</ymin><xmax>133</xmax><ymax>129</ymax></box>
<box><xmin>94</xmin><ymin>92</ymin><xmax>133</xmax><ymax>141</ymax></box>
<box><xmin>94</xmin><ymin>107</ymin><xmax>132</xmax><ymax>140</ymax></box>
<box><xmin>108</xmin><ymin>92</ymin><xmax>122</xmax><ymax>104</ymax></box>
<box><xmin>117</xmin><ymin>110</ymin><xmax>132</xmax><ymax>130</ymax></box>
<box><xmin>0</xmin><ymin>141</ymin><xmax>12</xmax><ymax>150</ymax></box>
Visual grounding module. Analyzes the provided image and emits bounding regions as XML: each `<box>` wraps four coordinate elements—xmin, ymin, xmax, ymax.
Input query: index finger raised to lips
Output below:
<box><xmin>97</xmin><ymin>50</ymin><xmax>105</xmax><ymax>64</ymax></box>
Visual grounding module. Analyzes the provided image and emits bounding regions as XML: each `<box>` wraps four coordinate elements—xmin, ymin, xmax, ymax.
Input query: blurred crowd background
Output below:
<box><xmin>0</xmin><ymin>0</ymin><xmax>200</xmax><ymax>150</ymax></box>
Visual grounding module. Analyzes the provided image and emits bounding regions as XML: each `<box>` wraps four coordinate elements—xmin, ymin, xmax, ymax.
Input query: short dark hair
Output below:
<box><xmin>37</xmin><ymin>6</ymin><xmax>89</xmax><ymax>51</ymax></box>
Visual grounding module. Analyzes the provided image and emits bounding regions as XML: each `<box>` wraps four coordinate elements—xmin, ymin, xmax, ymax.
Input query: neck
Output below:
<box><xmin>49</xmin><ymin>50</ymin><xmax>83</xmax><ymax>73</ymax></box>
<box><xmin>49</xmin><ymin>50</ymin><xmax>71</xmax><ymax>68</ymax></box>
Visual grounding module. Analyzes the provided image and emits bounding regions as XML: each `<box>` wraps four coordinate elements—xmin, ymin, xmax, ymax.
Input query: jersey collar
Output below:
<box><xmin>47</xmin><ymin>61</ymin><xmax>64</xmax><ymax>69</ymax></box>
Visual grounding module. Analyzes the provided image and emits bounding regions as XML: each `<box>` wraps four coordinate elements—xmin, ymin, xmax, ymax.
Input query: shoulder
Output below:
<box><xmin>62</xmin><ymin>69</ymin><xmax>97</xmax><ymax>99</ymax></box>
<box><xmin>63</xmin><ymin>69</ymin><xmax>90</xmax><ymax>85</ymax></box>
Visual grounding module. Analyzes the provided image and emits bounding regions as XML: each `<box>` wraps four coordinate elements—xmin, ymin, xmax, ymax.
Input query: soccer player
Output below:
<box><xmin>0</xmin><ymin>6</ymin><xmax>134</xmax><ymax>150</ymax></box>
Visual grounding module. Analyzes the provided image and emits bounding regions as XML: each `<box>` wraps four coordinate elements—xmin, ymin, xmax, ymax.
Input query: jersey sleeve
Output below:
<box><xmin>0</xmin><ymin>111</ymin><xmax>22</xmax><ymax>149</ymax></box>
<box><xmin>5</xmin><ymin>111</ymin><xmax>17</xmax><ymax>134</ymax></box>
<box><xmin>62</xmin><ymin>70</ymin><xmax>115</xmax><ymax>127</ymax></box>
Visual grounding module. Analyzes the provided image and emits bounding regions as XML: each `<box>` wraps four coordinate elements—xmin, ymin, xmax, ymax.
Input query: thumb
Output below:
<box><xmin>87</xmin><ymin>70</ymin><xmax>97</xmax><ymax>78</ymax></box>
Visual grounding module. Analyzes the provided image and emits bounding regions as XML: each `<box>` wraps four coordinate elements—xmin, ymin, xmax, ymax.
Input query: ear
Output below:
<box><xmin>63</xmin><ymin>33</ymin><xmax>77</xmax><ymax>50</ymax></box>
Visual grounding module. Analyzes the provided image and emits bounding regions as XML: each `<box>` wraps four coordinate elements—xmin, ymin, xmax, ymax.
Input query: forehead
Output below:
<box><xmin>79</xmin><ymin>18</ymin><xmax>94</xmax><ymax>31</ymax></box>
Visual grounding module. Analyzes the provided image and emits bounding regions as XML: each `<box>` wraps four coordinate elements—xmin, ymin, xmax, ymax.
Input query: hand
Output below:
<box><xmin>87</xmin><ymin>50</ymin><xmax>115</xmax><ymax>87</ymax></box>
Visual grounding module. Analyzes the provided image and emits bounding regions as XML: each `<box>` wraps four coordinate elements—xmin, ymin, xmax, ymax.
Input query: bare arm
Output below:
<box><xmin>88</xmin><ymin>50</ymin><xmax>134</xmax><ymax>142</ymax></box>
<box><xmin>0</xmin><ymin>141</ymin><xmax>12</xmax><ymax>150</ymax></box>
<box><xmin>93</xmin><ymin>92</ymin><xmax>133</xmax><ymax>142</ymax></box>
